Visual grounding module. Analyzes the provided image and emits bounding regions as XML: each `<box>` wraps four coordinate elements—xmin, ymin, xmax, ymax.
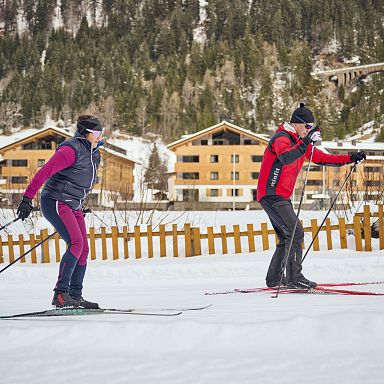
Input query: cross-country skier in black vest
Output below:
<box><xmin>257</xmin><ymin>103</ymin><xmax>366</xmax><ymax>289</ymax></box>
<box><xmin>17</xmin><ymin>115</ymin><xmax>104</xmax><ymax>308</ymax></box>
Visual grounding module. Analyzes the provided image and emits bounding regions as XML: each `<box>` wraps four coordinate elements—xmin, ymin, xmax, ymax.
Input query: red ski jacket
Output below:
<box><xmin>257</xmin><ymin>123</ymin><xmax>352</xmax><ymax>201</ymax></box>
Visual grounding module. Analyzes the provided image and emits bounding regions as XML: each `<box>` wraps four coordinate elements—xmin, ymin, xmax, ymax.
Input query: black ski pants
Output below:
<box><xmin>259</xmin><ymin>196</ymin><xmax>304</xmax><ymax>285</ymax></box>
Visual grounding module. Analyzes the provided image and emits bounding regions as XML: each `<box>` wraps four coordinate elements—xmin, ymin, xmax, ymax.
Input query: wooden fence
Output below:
<box><xmin>0</xmin><ymin>205</ymin><xmax>383</xmax><ymax>265</ymax></box>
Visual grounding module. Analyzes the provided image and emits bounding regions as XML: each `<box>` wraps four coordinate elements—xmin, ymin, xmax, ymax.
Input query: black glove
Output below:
<box><xmin>302</xmin><ymin>125</ymin><xmax>321</xmax><ymax>145</ymax></box>
<box><xmin>349</xmin><ymin>152</ymin><xmax>366</xmax><ymax>164</ymax></box>
<box><xmin>81</xmin><ymin>206</ymin><xmax>92</xmax><ymax>217</ymax></box>
<box><xmin>17</xmin><ymin>196</ymin><xmax>34</xmax><ymax>221</ymax></box>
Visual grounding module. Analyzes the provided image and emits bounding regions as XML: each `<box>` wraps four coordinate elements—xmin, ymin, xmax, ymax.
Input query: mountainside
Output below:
<box><xmin>0</xmin><ymin>0</ymin><xmax>384</xmax><ymax>141</ymax></box>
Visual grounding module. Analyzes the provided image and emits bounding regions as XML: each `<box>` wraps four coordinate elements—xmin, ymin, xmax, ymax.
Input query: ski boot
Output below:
<box><xmin>52</xmin><ymin>290</ymin><xmax>79</xmax><ymax>308</ymax></box>
<box><xmin>72</xmin><ymin>296</ymin><xmax>100</xmax><ymax>309</ymax></box>
<box><xmin>287</xmin><ymin>276</ymin><xmax>317</xmax><ymax>289</ymax></box>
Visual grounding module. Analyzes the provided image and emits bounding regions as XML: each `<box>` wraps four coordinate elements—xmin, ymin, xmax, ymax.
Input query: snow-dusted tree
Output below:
<box><xmin>0</xmin><ymin>101</ymin><xmax>22</xmax><ymax>134</ymax></box>
<box><xmin>144</xmin><ymin>143</ymin><xmax>168</xmax><ymax>192</ymax></box>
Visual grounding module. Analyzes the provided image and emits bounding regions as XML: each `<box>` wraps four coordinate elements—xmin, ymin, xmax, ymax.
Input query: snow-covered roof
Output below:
<box><xmin>167</xmin><ymin>121</ymin><xmax>269</xmax><ymax>149</ymax></box>
<box><xmin>0</xmin><ymin>126</ymin><xmax>137</xmax><ymax>163</ymax></box>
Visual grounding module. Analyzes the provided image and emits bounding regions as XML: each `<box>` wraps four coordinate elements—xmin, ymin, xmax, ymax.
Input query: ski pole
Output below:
<box><xmin>0</xmin><ymin>231</ymin><xmax>57</xmax><ymax>275</ymax></box>
<box><xmin>0</xmin><ymin>207</ymin><xmax>40</xmax><ymax>233</ymax></box>
<box><xmin>0</xmin><ymin>217</ymin><xmax>20</xmax><ymax>232</ymax></box>
<box><xmin>302</xmin><ymin>162</ymin><xmax>357</xmax><ymax>264</ymax></box>
<box><xmin>272</xmin><ymin>144</ymin><xmax>315</xmax><ymax>299</ymax></box>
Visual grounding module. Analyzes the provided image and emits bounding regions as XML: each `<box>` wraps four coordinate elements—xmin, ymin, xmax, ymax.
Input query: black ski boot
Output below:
<box><xmin>52</xmin><ymin>290</ymin><xmax>79</xmax><ymax>308</ymax></box>
<box><xmin>287</xmin><ymin>276</ymin><xmax>317</xmax><ymax>289</ymax></box>
<box><xmin>72</xmin><ymin>296</ymin><xmax>100</xmax><ymax>309</ymax></box>
<box><xmin>266</xmin><ymin>275</ymin><xmax>287</xmax><ymax>288</ymax></box>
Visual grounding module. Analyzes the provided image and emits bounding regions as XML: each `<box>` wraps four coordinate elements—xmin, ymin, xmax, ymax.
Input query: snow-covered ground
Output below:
<box><xmin>1</xmin><ymin>211</ymin><xmax>384</xmax><ymax>384</ymax></box>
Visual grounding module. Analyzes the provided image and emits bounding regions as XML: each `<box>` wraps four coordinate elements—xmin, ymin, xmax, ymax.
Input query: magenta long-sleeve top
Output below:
<box><xmin>24</xmin><ymin>146</ymin><xmax>76</xmax><ymax>199</ymax></box>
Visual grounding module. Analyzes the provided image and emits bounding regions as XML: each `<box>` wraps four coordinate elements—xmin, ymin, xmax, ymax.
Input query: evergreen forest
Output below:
<box><xmin>0</xmin><ymin>0</ymin><xmax>384</xmax><ymax>141</ymax></box>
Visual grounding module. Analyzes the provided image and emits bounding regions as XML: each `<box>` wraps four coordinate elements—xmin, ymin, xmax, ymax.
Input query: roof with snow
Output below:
<box><xmin>167</xmin><ymin>121</ymin><xmax>270</xmax><ymax>150</ymax></box>
<box><xmin>0</xmin><ymin>126</ymin><xmax>137</xmax><ymax>163</ymax></box>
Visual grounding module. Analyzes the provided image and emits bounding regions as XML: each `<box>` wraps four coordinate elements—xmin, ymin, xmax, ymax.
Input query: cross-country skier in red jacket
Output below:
<box><xmin>257</xmin><ymin>103</ymin><xmax>366</xmax><ymax>289</ymax></box>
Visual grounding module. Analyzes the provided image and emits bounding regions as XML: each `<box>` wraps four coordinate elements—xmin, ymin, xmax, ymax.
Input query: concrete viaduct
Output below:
<box><xmin>312</xmin><ymin>62</ymin><xmax>384</xmax><ymax>88</ymax></box>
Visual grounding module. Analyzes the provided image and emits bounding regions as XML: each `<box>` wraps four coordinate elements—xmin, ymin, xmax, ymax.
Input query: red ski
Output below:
<box><xmin>206</xmin><ymin>281</ymin><xmax>384</xmax><ymax>296</ymax></box>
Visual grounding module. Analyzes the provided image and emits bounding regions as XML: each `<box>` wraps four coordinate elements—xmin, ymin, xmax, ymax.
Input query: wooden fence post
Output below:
<box><xmin>221</xmin><ymin>225</ymin><xmax>228</xmax><ymax>254</ymax></box>
<box><xmin>233</xmin><ymin>225</ymin><xmax>241</xmax><ymax>253</ymax></box>
<box><xmin>310</xmin><ymin>219</ymin><xmax>320</xmax><ymax>251</ymax></box>
<box><xmin>0</xmin><ymin>236</ymin><xmax>3</xmax><ymax>264</ymax></box>
<box><xmin>7</xmin><ymin>235</ymin><xmax>14</xmax><ymax>263</ymax></box>
<box><xmin>147</xmin><ymin>225</ymin><xmax>153</xmax><ymax>258</ymax></box>
<box><xmin>89</xmin><ymin>227</ymin><xmax>96</xmax><ymax>260</ymax></box>
<box><xmin>41</xmin><ymin>229</ymin><xmax>50</xmax><ymax>263</ymax></box>
<box><xmin>379</xmin><ymin>204</ymin><xmax>384</xmax><ymax>250</ymax></box>
<box><xmin>111</xmin><ymin>226</ymin><xmax>119</xmax><ymax>260</ymax></box>
<box><xmin>134</xmin><ymin>225</ymin><xmax>141</xmax><ymax>259</ymax></box>
<box><xmin>246</xmin><ymin>224</ymin><xmax>255</xmax><ymax>253</ymax></box>
<box><xmin>338</xmin><ymin>217</ymin><xmax>347</xmax><ymax>249</ymax></box>
<box><xmin>19</xmin><ymin>234</ymin><xmax>25</xmax><ymax>263</ymax></box>
<box><xmin>101</xmin><ymin>227</ymin><xmax>107</xmax><ymax>260</ymax></box>
<box><xmin>184</xmin><ymin>224</ymin><xmax>192</xmax><ymax>257</ymax></box>
<box><xmin>207</xmin><ymin>227</ymin><xmax>215</xmax><ymax>255</ymax></box>
<box><xmin>192</xmin><ymin>227</ymin><xmax>201</xmax><ymax>256</ymax></box>
<box><xmin>364</xmin><ymin>205</ymin><xmax>372</xmax><ymax>251</ymax></box>
<box><xmin>29</xmin><ymin>234</ymin><xmax>37</xmax><ymax>263</ymax></box>
<box><xmin>325</xmin><ymin>218</ymin><xmax>333</xmax><ymax>250</ymax></box>
<box><xmin>54</xmin><ymin>233</ymin><xmax>61</xmax><ymax>262</ymax></box>
<box><xmin>159</xmin><ymin>224</ymin><xmax>166</xmax><ymax>257</ymax></box>
<box><xmin>122</xmin><ymin>226</ymin><xmax>129</xmax><ymax>259</ymax></box>
<box><xmin>172</xmin><ymin>224</ymin><xmax>178</xmax><ymax>257</ymax></box>
<box><xmin>261</xmin><ymin>223</ymin><xmax>269</xmax><ymax>251</ymax></box>
<box><xmin>353</xmin><ymin>215</ymin><xmax>363</xmax><ymax>252</ymax></box>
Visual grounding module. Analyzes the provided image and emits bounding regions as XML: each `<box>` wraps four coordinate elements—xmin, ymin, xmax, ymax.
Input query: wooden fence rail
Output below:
<box><xmin>0</xmin><ymin>205</ymin><xmax>383</xmax><ymax>265</ymax></box>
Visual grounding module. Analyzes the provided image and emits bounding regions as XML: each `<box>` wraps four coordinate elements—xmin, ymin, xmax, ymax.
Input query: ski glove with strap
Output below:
<box><xmin>17</xmin><ymin>196</ymin><xmax>34</xmax><ymax>221</ymax></box>
<box><xmin>349</xmin><ymin>152</ymin><xmax>366</xmax><ymax>164</ymax></box>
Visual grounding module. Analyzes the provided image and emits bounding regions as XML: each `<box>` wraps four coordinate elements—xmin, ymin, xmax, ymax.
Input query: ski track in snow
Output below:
<box><xmin>1</xmin><ymin>250</ymin><xmax>384</xmax><ymax>384</ymax></box>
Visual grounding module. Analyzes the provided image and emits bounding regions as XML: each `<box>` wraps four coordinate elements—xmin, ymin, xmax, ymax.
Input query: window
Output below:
<box><xmin>244</xmin><ymin>139</ymin><xmax>252</xmax><ymax>145</ymax></box>
<box><xmin>229</xmin><ymin>189</ymin><xmax>239</xmax><ymax>197</ymax></box>
<box><xmin>11</xmin><ymin>160</ymin><xmax>28</xmax><ymax>167</ymax></box>
<box><xmin>251</xmin><ymin>155</ymin><xmax>263</xmax><ymax>162</ymax></box>
<box><xmin>251</xmin><ymin>189</ymin><xmax>257</xmax><ymax>201</ymax></box>
<box><xmin>251</xmin><ymin>172</ymin><xmax>259</xmax><ymax>180</ymax></box>
<box><xmin>231</xmin><ymin>172</ymin><xmax>239</xmax><ymax>180</ymax></box>
<box><xmin>210</xmin><ymin>189</ymin><xmax>219</xmax><ymax>197</ymax></box>
<box><xmin>365</xmin><ymin>180</ymin><xmax>381</xmax><ymax>187</ymax></box>
<box><xmin>210</xmin><ymin>172</ymin><xmax>219</xmax><ymax>180</ymax></box>
<box><xmin>182</xmin><ymin>156</ymin><xmax>199</xmax><ymax>163</ymax></box>
<box><xmin>307</xmin><ymin>180</ymin><xmax>322</xmax><ymax>186</ymax></box>
<box><xmin>305</xmin><ymin>165</ymin><xmax>321</xmax><ymax>172</ymax></box>
<box><xmin>183</xmin><ymin>189</ymin><xmax>199</xmax><ymax>202</ymax></box>
<box><xmin>365</xmin><ymin>166</ymin><xmax>381</xmax><ymax>173</ymax></box>
<box><xmin>38</xmin><ymin>159</ymin><xmax>45</xmax><ymax>167</ymax></box>
<box><xmin>231</xmin><ymin>154</ymin><xmax>239</xmax><ymax>163</ymax></box>
<box><xmin>182</xmin><ymin>172</ymin><xmax>199</xmax><ymax>180</ymax></box>
<box><xmin>201</xmin><ymin>140</ymin><xmax>208</xmax><ymax>145</ymax></box>
<box><xmin>212</xmin><ymin>130</ymin><xmax>240</xmax><ymax>145</ymax></box>
<box><xmin>210</xmin><ymin>155</ymin><xmax>219</xmax><ymax>163</ymax></box>
<box><xmin>11</xmin><ymin>176</ymin><xmax>27</xmax><ymax>184</ymax></box>
<box><xmin>22</xmin><ymin>141</ymin><xmax>52</xmax><ymax>150</ymax></box>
